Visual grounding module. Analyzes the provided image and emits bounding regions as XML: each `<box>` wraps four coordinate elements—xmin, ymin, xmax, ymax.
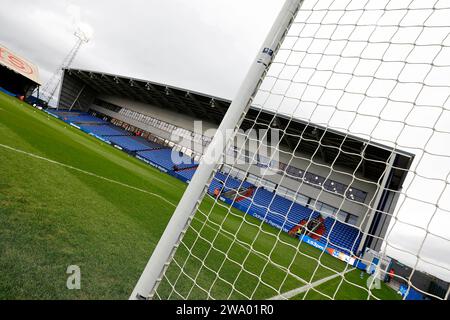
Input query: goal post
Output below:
<box><xmin>132</xmin><ymin>0</ymin><xmax>450</xmax><ymax>300</ymax></box>
<box><xmin>130</xmin><ymin>0</ymin><xmax>305</xmax><ymax>300</ymax></box>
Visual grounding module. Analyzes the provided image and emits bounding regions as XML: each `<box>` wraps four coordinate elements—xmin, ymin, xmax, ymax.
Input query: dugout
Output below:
<box><xmin>57</xmin><ymin>68</ymin><xmax>414</xmax><ymax>256</ymax></box>
<box><xmin>0</xmin><ymin>44</ymin><xmax>41</xmax><ymax>98</ymax></box>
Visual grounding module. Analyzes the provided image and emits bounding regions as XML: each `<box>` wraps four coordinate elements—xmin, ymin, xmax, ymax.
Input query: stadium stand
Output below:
<box><xmin>0</xmin><ymin>87</ymin><xmax>17</xmax><ymax>97</ymax></box>
<box><xmin>137</xmin><ymin>149</ymin><xmax>177</xmax><ymax>171</ymax></box>
<box><xmin>47</xmin><ymin>110</ymin><xmax>107</xmax><ymax>124</ymax></box>
<box><xmin>208</xmin><ymin>171</ymin><xmax>361</xmax><ymax>255</ymax></box>
<box><xmin>175</xmin><ymin>168</ymin><xmax>197</xmax><ymax>182</ymax></box>
<box><xmin>44</xmin><ymin>107</ymin><xmax>361</xmax><ymax>257</ymax></box>
<box><xmin>47</xmin><ymin>109</ymin><xmax>105</xmax><ymax>123</ymax></box>
<box><xmin>323</xmin><ymin>218</ymin><xmax>362</xmax><ymax>254</ymax></box>
<box><xmin>64</xmin><ymin>114</ymin><xmax>106</xmax><ymax>124</ymax></box>
<box><xmin>208</xmin><ymin>171</ymin><xmax>253</xmax><ymax>193</ymax></box>
<box><xmin>46</xmin><ymin>109</ymin><xmax>130</xmax><ymax>136</ymax></box>
<box><xmin>104</xmin><ymin>135</ymin><xmax>163</xmax><ymax>152</ymax></box>
<box><xmin>78</xmin><ymin>124</ymin><xmax>130</xmax><ymax>136</ymax></box>
<box><xmin>137</xmin><ymin>149</ymin><xmax>198</xmax><ymax>172</ymax></box>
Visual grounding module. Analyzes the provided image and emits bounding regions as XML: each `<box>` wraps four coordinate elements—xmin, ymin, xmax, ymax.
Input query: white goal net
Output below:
<box><xmin>133</xmin><ymin>0</ymin><xmax>450</xmax><ymax>300</ymax></box>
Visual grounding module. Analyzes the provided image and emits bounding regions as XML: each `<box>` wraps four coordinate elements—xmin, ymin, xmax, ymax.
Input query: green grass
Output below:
<box><xmin>0</xmin><ymin>92</ymin><xmax>400</xmax><ymax>299</ymax></box>
<box><xmin>291</xmin><ymin>269</ymin><xmax>401</xmax><ymax>300</ymax></box>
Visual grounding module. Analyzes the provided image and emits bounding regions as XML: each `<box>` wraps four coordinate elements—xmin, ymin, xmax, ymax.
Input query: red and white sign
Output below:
<box><xmin>0</xmin><ymin>44</ymin><xmax>41</xmax><ymax>85</ymax></box>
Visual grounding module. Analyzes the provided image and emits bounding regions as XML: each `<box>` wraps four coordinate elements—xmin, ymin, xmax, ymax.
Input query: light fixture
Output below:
<box><xmin>272</xmin><ymin>118</ymin><xmax>280</xmax><ymax>128</ymax></box>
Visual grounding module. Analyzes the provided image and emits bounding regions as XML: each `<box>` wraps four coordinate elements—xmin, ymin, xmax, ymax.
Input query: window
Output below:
<box><xmin>261</xmin><ymin>179</ymin><xmax>276</xmax><ymax>192</ymax></box>
<box><xmin>347</xmin><ymin>214</ymin><xmax>359</xmax><ymax>226</ymax></box>
<box><xmin>346</xmin><ymin>187</ymin><xmax>367</xmax><ymax>203</ymax></box>
<box><xmin>283</xmin><ymin>189</ymin><xmax>296</xmax><ymax>202</ymax></box>
<box><xmin>295</xmin><ymin>194</ymin><xmax>309</xmax><ymax>206</ymax></box>
<box><xmin>320</xmin><ymin>203</ymin><xmax>337</xmax><ymax>217</ymax></box>
<box><xmin>222</xmin><ymin>165</ymin><xmax>231</xmax><ymax>175</ymax></box>
<box><xmin>229</xmin><ymin>168</ymin><xmax>246</xmax><ymax>181</ymax></box>
<box><xmin>247</xmin><ymin>174</ymin><xmax>260</xmax><ymax>185</ymax></box>
<box><xmin>277</xmin><ymin>186</ymin><xmax>289</xmax><ymax>197</ymax></box>
<box><xmin>337</xmin><ymin>211</ymin><xmax>347</xmax><ymax>223</ymax></box>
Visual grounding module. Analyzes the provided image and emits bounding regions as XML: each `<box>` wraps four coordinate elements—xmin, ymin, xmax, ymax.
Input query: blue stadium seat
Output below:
<box><xmin>104</xmin><ymin>135</ymin><xmax>163</xmax><ymax>151</ymax></box>
<box><xmin>66</xmin><ymin>115</ymin><xmax>106</xmax><ymax>123</ymax></box>
<box><xmin>208</xmin><ymin>172</ymin><xmax>253</xmax><ymax>194</ymax></box>
<box><xmin>46</xmin><ymin>110</ymin><xmax>107</xmax><ymax>124</ymax></box>
<box><xmin>177</xmin><ymin>168</ymin><xmax>197</xmax><ymax>181</ymax></box>
<box><xmin>208</xmin><ymin>170</ymin><xmax>362</xmax><ymax>254</ymax></box>
<box><xmin>79</xmin><ymin>124</ymin><xmax>130</xmax><ymax>136</ymax></box>
<box><xmin>46</xmin><ymin>109</ymin><xmax>83</xmax><ymax>116</ymax></box>
<box><xmin>136</xmin><ymin>149</ymin><xmax>197</xmax><ymax>171</ymax></box>
<box><xmin>320</xmin><ymin>217</ymin><xmax>362</xmax><ymax>254</ymax></box>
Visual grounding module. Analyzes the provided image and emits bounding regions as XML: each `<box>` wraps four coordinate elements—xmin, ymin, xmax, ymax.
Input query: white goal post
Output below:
<box><xmin>130</xmin><ymin>0</ymin><xmax>304</xmax><ymax>300</ymax></box>
<box><xmin>131</xmin><ymin>0</ymin><xmax>450</xmax><ymax>300</ymax></box>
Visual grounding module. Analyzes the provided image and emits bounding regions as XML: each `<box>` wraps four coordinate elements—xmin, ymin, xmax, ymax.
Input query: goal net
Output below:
<box><xmin>133</xmin><ymin>0</ymin><xmax>450</xmax><ymax>300</ymax></box>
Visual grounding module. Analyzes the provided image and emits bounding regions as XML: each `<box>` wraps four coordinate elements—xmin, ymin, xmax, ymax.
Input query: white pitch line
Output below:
<box><xmin>0</xmin><ymin>142</ymin><xmax>175</xmax><ymax>208</ymax></box>
<box><xmin>269</xmin><ymin>267</ymin><xmax>355</xmax><ymax>300</ymax></box>
<box><xmin>0</xmin><ymin>142</ymin><xmax>310</xmax><ymax>292</ymax></box>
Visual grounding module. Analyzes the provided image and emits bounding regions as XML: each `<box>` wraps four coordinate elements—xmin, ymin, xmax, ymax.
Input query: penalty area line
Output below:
<box><xmin>268</xmin><ymin>268</ymin><xmax>355</xmax><ymax>300</ymax></box>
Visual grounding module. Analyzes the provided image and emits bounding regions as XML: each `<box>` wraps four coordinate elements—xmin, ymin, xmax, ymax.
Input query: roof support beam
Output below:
<box><xmin>163</xmin><ymin>87</ymin><xmax>198</xmax><ymax>118</ymax></box>
<box><xmin>186</xmin><ymin>93</ymin><xmax>220</xmax><ymax>123</ymax></box>
<box><xmin>130</xmin><ymin>81</ymin><xmax>165</xmax><ymax>109</ymax></box>
<box><xmin>313</xmin><ymin>130</ymin><xmax>327</xmax><ymax>163</ymax></box>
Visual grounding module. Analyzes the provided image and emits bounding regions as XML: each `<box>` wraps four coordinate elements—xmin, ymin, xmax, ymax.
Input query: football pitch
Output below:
<box><xmin>0</xmin><ymin>92</ymin><xmax>400</xmax><ymax>300</ymax></box>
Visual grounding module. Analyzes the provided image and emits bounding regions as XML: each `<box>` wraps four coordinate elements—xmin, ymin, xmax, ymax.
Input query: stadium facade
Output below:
<box><xmin>0</xmin><ymin>43</ymin><xmax>41</xmax><ymax>98</ymax></box>
<box><xmin>55</xmin><ymin>68</ymin><xmax>414</xmax><ymax>265</ymax></box>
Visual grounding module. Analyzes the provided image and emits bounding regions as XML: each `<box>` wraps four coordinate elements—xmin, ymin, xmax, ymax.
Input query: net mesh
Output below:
<box><xmin>153</xmin><ymin>0</ymin><xmax>450</xmax><ymax>300</ymax></box>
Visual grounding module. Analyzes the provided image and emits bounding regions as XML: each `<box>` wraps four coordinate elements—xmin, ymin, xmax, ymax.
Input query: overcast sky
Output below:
<box><xmin>0</xmin><ymin>0</ymin><xmax>283</xmax><ymax>99</ymax></box>
<box><xmin>1</xmin><ymin>0</ymin><xmax>449</xmax><ymax>287</ymax></box>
